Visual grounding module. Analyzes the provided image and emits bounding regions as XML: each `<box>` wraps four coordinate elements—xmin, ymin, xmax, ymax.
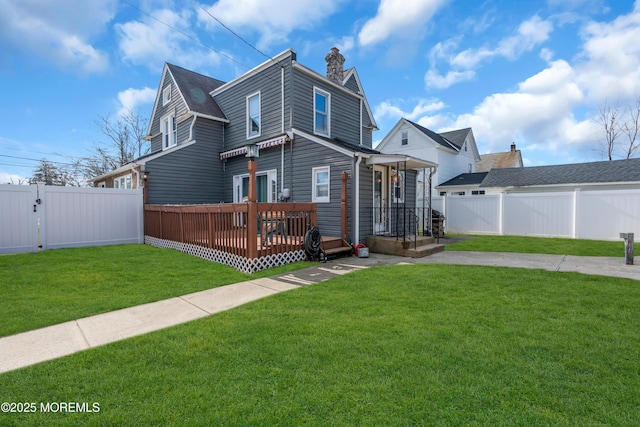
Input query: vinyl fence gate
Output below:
<box><xmin>0</xmin><ymin>183</ymin><xmax>143</xmax><ymax>255</ymax></box>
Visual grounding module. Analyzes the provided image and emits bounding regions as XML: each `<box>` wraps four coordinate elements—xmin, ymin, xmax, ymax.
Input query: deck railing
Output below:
<box><xmin>144</xmin><ymin>202</ymin><xmax>317</xmax><ymax>260</ymax></box>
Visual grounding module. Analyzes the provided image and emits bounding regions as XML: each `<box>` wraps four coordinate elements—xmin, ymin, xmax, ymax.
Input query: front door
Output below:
<box><xmin>373</xmin><ymin>166</ymin><xmax>388</xmax><ymax>233</ymax></box>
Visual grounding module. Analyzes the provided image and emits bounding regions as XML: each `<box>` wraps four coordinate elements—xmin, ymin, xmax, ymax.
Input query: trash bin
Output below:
<box><xmin>431</xmin><ymin>210</ymin><xmax>445</xmax><ymax>238</ymax></box>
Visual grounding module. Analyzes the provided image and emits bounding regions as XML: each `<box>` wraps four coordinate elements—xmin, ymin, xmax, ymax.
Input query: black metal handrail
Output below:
<box><xmin>367</xmin><ymin>207</ymin><xmax>444</xmax><ymax>248</ymax></box>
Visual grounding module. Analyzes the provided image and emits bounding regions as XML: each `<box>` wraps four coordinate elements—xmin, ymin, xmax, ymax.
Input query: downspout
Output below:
<box><xmin>354</xmin><ymin>154</ymin><xmax>363</xmax><ymax>244</ymax></box>
<box><xmin>189</xmin><ymin>115</ymin><xmax>196</xmax><ymax>142</ymax></box>
<box><xmin>281</xmin><ymin>66</ymin><xmax>285</xmax><ymax>134</ymax></box>
<box><xmin>359</xmin><ymin>99</ymin><xmax>363</xmax><ymax>146</ymax></box>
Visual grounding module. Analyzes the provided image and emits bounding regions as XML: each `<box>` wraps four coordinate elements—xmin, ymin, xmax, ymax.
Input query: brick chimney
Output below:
<box><xmin>511</xmin><ymin>142</ymin><xmax>516</xmax><ymax>152</ymax></box>
<box><xmin>325</xmin><ymin>47</ymin><xmax>345</xmax><ymax>84</ymax></box>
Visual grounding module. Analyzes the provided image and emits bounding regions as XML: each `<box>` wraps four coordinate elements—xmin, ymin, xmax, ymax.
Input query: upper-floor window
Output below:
<box><xmin>247</xmin><ymin>92</ymin><xmax>261</xmax><ymax>138</ymax></box>
<box><xmin>162</xmin><ymin>113</ymin><xmax>177</xmax><ymax>150</ymax></box>
<box><xmin>163</xmin><ymin>85</ymin><xmax>171</xmax><ymax>106</ymax></box>
<box><xmin>401</xmin><ymin>130</ymin><xmax>408</xmax><ymax>145</ymax></box>
<box><xmin>314</xmin><ymin>87</ymin><xmax>330</xmax><ymax>136</ymax></box>
<box><xmin>312</xmin><ymin>166</ymin><xmax>330</xmax><ymax>203</ymax></box>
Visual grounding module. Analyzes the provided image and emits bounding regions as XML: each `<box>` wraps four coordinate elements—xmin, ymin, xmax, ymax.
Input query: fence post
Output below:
<box><xmin>246</xmin><ymin>159</ymin><xmax>258</xmax><ymax>259</ymax></box>
<box><xmin>620</xmin><ymin>233</ymin><xmax>634</xmax><ymax>265</ymax></box>
<box><xmin>36</xmin><ymin>182</ymin><xmax>46</xmax><ymax>251</ymax></box>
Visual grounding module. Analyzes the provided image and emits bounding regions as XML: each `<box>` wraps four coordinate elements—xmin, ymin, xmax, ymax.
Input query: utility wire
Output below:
<box><xmin>119</xmin><ymin>0</ymin><xmax>251</xmax><ymax>70</ymax></box>
<box><xmin>195</xmin><ymin>2</ymin><xmax>274</xmax><ymax>63</ymax></box>
<box><xmin>0</xmin><ymin>154</ymin><xmax>80</xmax><ymax>167</ymax></box>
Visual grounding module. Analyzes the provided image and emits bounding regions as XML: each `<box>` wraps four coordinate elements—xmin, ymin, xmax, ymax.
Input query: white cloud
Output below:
<box><xmin>117</xmin><ymin>87</ymin><xmax>157</xmax><ymax>117</ymax></box>
<box><xmin>425</xmin><ymin>69</ymin><xmax>475</xmax><ymax>89</ymax></box>
<box><xmin>197</xmin><ymin>0</ymin><xmax>343</xmax><ymax>50</ymax></box>
<box><xmin>450</xmin><ymin>15</ymin><xmax>553</xmax><ymax>69</ymax></box>
<box><xmin>358</xmin><ymin>0</ymin><xmax>448</xmax><ymax>47</ymax></box>
<box><xmin>374</xmin><ymin>98</ymin><xmax>446</xmax><ymax>122</ymax></box>
<box><xmin>116</xmin><ymin>8</ymin><xmax>222</xmax><ymax>71</ymax></box>
<box><xmin>574</xmin><ymin>3</ymin><xmax>640</xmax><ymax>103</ymax></box>
<box><xmin>0</xmin><ymin>0</ymin><xmax>115</xmax><ymax>73</ymax></box>
<box><xmin>426</xmin><ymin>15</ymin><xmax>553</xmax><ymax>90</ymax></box>
<box><xmin>448</xmin><ymin>59</ymin><xmax>587</xmax><ymax>159</ymax></box>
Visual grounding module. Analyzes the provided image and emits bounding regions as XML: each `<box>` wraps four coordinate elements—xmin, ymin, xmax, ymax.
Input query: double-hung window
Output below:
<box><xmin>401</xmin><ymin>130</ymin><xmax>408</xmax><ymax>145</ymax></box>
<box><xmin>312</xmin><ymin>166</ymin><xmax>330</xmax><ymax>203</ymax></box>
<box><xmin>163</xmin><ymin>85</ymin><xmax>171</xmax><ymax>106</ymax></box>
<box><xmin>247</xmin><ymin>92</ymin><xmax>261</xmax><ymax>138</ymax></box>
<box><xmin>162</xmin><ymin>113</ymin><xmax>177</xmax><ymax>150</ymax></box>
<box><xmin>314</xmin><ymin>87</ymin><xmax>330</xmax><ymax>136</ymax></box>
<box><xmin>392</xmin><ymin>170</ymin><xmax>404</xmax><ymax>203</ymax></box>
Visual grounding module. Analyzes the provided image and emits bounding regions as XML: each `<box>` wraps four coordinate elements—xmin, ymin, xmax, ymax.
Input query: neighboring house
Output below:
<box><xmin>476</xmin><ymin>143</ymin><xmax>523</xmax><ymax>172</ymax></box>
<box><xmin>375</xmin><ymin>120</ymin><xmax>480</xmax><ymax>199</ymax></box>
<box><xmin>437</xmin><ymin>157</ymin><xmax>640</xmax><ymax>195</ymax></box>
<box><xmin>436</xmin><ymin>172</ymin><xmax>489</xmax><ymax>196</ymax></box>
<box><xmin>92</xmin><ymin>163</ymin><xmax>140</xmax><ymax>189</ymax></box>
<box><xmin>95</xmin><ymin>48</ymin><xmax>432</xmax><ymax>244</ymax></box>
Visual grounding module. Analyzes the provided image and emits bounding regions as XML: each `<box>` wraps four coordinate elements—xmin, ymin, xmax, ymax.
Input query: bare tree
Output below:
<box><xmin>30</xmin><ymin>159</ymin><xmax>73</xmax><ymax>186</ymax></box>
<box><xmin>621</xmin><ymin>96</ymin><xmax>640</xmax><ymax>159</ymax></box>
<box><xmin>87</xmin><ymin>109</ymin><xmax>150</xmax><ymax>178</ymax></box>
<box><xmin>596</xmin><ymin>100</ymin><xmax>622</xmax><ymax>160</ymax></box>
<box><xmin>596</xmin><ymin>97</ymin><xmax>640</xmax><ymax>160</ymax></box>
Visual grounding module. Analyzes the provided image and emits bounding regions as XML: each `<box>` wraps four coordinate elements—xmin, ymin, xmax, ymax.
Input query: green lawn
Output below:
<box><xmin>2</xmin><ymin>265</ymin><xmax>638</xmax><ymax>425</ymax></box>
<box><xmin>445</xmin><ymin>234</ymin><xmax>634</xmax><ymax>257</ymax></box>
<box><xmin>0</xmin><ymin>244</ymin><xmax>312</xmax><ymax>337</ymax></box>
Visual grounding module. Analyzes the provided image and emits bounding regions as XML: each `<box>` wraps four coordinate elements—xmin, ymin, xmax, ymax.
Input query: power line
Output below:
<box><xmin>0</xmin><ymin>145</ymin><xmax>74</xmax><ymax>159</ymax></box>
<box><xmin>119</xmin><ymin>0</ymin><xmax>251</xmax><ymax>70</ymax></box>
<box><xmin>0</xmin><ymin>154</ymin><xmax>80</xmax><ymax>167</ymax></box>
<box><xmin>195</xmin><ymin>2</ymin><xmax>273</xmax><ymax>62</ymax></box>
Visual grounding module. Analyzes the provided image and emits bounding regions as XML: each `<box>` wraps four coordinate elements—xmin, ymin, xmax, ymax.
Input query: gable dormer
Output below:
<box><xmin>146</xmin><ymin>63</ymin><xmax>228</xmax><ymax>153</ymax></box>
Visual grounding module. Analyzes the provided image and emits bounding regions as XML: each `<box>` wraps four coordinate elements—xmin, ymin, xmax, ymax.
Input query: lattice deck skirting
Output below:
<box><xmin>144</xmin><ymin>236</ymin><xmax>306</xmax><ymax>273</ymax></box>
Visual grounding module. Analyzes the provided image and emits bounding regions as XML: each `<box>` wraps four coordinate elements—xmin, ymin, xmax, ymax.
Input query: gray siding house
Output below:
<box><xmin>96</xmin><ymin>48</ymin><xmax>432</xmax><ymax>244</ymax></box>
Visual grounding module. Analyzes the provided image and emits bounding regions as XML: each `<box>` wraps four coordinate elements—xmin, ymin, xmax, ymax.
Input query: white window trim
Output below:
<box><xmin>401</xmin><ymin>130</ymin><xmax>408</xmax><ymax>145</ymax></box>
<box><xmin>161</xmin><ymin>112</ymin><xmax>177</xmax><ymax>150</ymax></box>
<box><xmin>312</xmin><ymin>166</ymin><xmax>330</xmax><ymax>203</ymax></box>
<box><xmin>246</xmin><ymin>91</ymin><xmax>261</xmax><ymax>139</ymax></box>
<box><xmin>392</xmin><ymin>170</ymin><xmax>404</xmax><ymax>203</ymax></box>
<box><xmin>114</xmin><ymin>174</ymin><xmax>132</xmax><ymax>190</ymax></box>
<box><xmin>163</xmin><ymin>85</ymin><xmax>171</xmax><ymax>106</ymax></box>
<box><xmin>232</xmin><ymin>169</ymin><xmax>278</xmax><ymax>203</ymax></box>
<box><xmin>313</xmin><ymin>86</ymin><xmax>330</xmax><ymax>137</ymax></box>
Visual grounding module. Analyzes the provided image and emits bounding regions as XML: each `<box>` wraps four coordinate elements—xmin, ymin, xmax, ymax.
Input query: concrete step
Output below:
<box><xmin>405</xmin><ymin>243</ymin><xmax>445</xmax><ymax>258</ymax></box>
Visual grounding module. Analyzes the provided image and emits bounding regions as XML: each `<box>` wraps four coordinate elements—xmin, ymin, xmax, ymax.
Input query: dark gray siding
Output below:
<box><xmin>213</xmin><ymin>60</ymin><xmax>292</xmax><ymax>151</ymax></box>
<box><xmin>357</xmin><ymin>160</ymin><xmax>373</xmax><ymax>243</ymax></box>
<box><xmin>291</xmin><ymin>70</ymin><xmax>361</xmax><ymax>145</ymax></box>
<box><xmin>150</xmin><ymin>71</ymin><xmax>188</xmax><ymax>153</ymax></box>
<box><xmin>289</xmin><ymin>136</ymin><xmax>353</xmax><ymax>238</ymax></box>
<box><xmin>344</xmin><ymin>74</ymin><xmax>359</xmax><ymax>93</ymax></box>
<box><xmin>146</xmin><ymin>119</ymin><xmax>224</xmax><ymax>204</ymax></box>
<box><xmin>221</xmin><ymin>144</ymin><xmax>285</xmax><ymax>203</ymax></box>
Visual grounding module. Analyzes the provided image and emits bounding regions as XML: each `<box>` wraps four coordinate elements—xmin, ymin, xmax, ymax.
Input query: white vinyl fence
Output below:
<box><xmin>1</xmin><ymin>183</ymin><xmax>143</xmax><ymax>254</ymax></box>
<box><xmin>436</xmin><ymin>188</ymin><xmax>640</xmax><ymax>241</ymax></box>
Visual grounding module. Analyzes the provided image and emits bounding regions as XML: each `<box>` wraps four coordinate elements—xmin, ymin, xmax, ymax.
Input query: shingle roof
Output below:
<box><xmin>438</xmin><ymin>172</ymin><xmax>489</xmax><ymax>187</ymax></box>
<box><xmin>330</xmin><ymin>137</ymin><xmax>379</xmax><ymax>154</ymax></box>
<box><xmin>476</xmin><ymin>150</ymin><xmax>523</xmax><ymax>172</ymax></box>
<box><xmin>480</xmin><ymin>158</ymin><xmax>640</xmax><ymax>188</ymax></box>
<box><xmin>406</xmin><ymin>120</ymin><xmax>458</xmax><ymax>151</ymax></box>
<box><xmin>167</xmin><ymin>63</ymin><xmax>227</xmax><ymax>120</ymax></box>
<box><xmin>438</xmin><ymin>128</ymin><xmax>471</xmax><ymax>150</ymax></box>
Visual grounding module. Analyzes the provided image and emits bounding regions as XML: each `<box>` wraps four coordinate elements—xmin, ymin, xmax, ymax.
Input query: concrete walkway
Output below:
<box><xmin>1</xmin><ymin>250</ymin><xmax>637</xmax><ymax>374</ymax></box>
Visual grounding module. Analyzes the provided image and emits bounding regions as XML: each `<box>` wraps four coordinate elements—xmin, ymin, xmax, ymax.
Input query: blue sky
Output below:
<box><xmin>1</xmin><ymin>0</ymin><xmax>640</xmax><ymax>184</ymax></box>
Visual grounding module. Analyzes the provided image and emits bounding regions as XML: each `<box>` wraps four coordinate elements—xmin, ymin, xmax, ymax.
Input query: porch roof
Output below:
<box><xmin>364</xmin><ymin>154</ymin><xmax>437</xmax><ymax>170</ymax></box>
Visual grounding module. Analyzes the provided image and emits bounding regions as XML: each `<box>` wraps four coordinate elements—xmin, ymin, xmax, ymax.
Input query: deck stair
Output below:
<box><xmin>322</xmin><ymin>236</ymin><xmax>353</xmax><ymax>259</ymax></box>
